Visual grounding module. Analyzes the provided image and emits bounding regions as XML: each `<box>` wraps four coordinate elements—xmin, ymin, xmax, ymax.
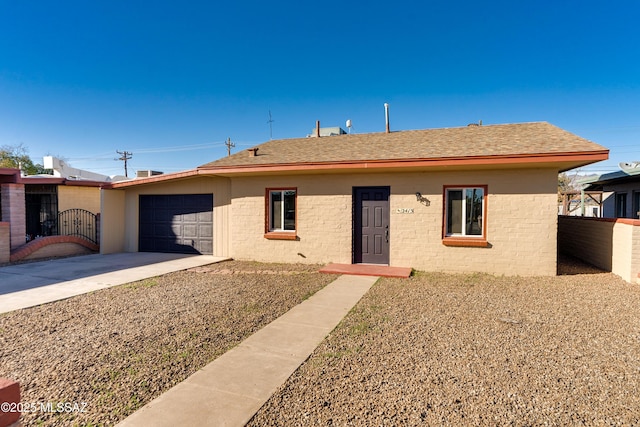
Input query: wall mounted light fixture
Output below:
<box><xmin>415</xmin><ymin>192</ymin><xmax>431</xmax><ymax>206</ymax></box>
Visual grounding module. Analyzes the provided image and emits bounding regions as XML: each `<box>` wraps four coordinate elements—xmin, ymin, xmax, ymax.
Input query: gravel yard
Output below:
<box><xmin>250</xmin><ymin>261</ymin><xmax>640</xmax><ymax>425</ymax></box>
<box><xmin>0</xmin><ymin>261</ymin><xmax>335</xmax><ymax>426</ymax></box>
<box><xmin>2</xmin><ymin>256</ymin><xmax>639</xmax><ymax>426</ymax></box>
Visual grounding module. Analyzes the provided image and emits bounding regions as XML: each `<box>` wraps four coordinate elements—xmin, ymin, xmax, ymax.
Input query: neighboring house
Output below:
<box><xmin>0</xmin><ymin>158</ymin><xmax>123</xmax><ymax>262</ymax></box>
<box><xmin>558</xmin><ymin>190</ymin><xmax>603</xmax><ymax>217</ymax></box>
<box><xmin>101</xmin><ymin>122</ymin><xmax>608</xmax><ymax>276</ymax></box>
<box><xmin>579</xmin><ymin>163</ymin><xmax>640</xmax><ymax>219</ymax></box>
<box><xmin>559</xmin><ymin>163</ymin><xmax>640</xmax><ymax>283</ymax></box>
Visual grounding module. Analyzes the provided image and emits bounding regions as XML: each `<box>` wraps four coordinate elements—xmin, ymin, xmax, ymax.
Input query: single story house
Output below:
<box><xmin>100</xmin><ymin>122</ymin><xmax>608</xmax><ymax>276</ymax></box>
<box><xmin>579</xmin><ymin>163</ymin><xmax>640</xmax><ymax>219</ymax></box>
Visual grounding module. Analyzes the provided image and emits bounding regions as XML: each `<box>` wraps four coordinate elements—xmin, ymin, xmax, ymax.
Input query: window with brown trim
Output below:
<box><xmin>265</xmin><ymin>188</ymin><xmax>297</xmax><ymax>240</ymax></box>
<box><xmin>443</xmin><ymin>185</ymin><xmax>488</xmax><ymax>247</ymax></box>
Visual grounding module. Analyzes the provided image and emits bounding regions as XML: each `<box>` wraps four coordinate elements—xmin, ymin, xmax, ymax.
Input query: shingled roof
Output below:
<box><xmin>199</xmin><ymin>122</ymin><xmax>607</xmax><ymax>170</ymax></box>
<box><xmin>106</xmin><ymin>122</ymin><xmax>608</xmax><ymax>189</ymax></box>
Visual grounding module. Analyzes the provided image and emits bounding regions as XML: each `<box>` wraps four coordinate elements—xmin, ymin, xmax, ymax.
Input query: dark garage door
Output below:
<box><xmin>139</xmin><ymin>194</ymin><xmax>213</xmax><ymax>254</ymax></box>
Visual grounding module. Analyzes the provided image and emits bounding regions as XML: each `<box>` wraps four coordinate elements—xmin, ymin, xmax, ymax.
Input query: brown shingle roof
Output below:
<box><xmin>199</xmin><ymin>122</ymin><xmax>607</xmax><ymax>169</ymax></box>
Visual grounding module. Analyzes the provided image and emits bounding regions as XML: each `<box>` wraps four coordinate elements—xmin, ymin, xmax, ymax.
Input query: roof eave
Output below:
<box><xmin>199</xmin><ymin>151</ymin><xmax>610</xmax><ymax>176</ymax></box>
<box><xmin>20</xmin><ymin>177</ymin><xmax>106</xmax><ymax>186</ymax></box>
<box><xmin>104</xmin><ymin>169</ymin><xmax>202</xmax><ymax>189</ymax></box>
<box><xmin>103</xmin><ymin>151</ymin><xmax>608</xmax><ymax>188</ymax></box>
<box><xmin>0</xmin><ymin>170</ymin><xmax>107</xmax><ymax>186</ymax></box>
<box><xmin>584</xmin><ymin>172</ymin><xmax>640</xmax><ymax>187</ymax></box>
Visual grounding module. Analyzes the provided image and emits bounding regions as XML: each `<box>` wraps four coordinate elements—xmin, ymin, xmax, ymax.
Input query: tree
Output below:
<box><xmin>0</xmin><ymin>143</ymin><xmax>51</xmax><ymax>175</ymax></box>
<box><xmin>558</xmin><ymin>172</ymin><xmax>577</xmax><ymax>206</ymax></box>
<box><xmin>558</xmin><ymin>172</ymin><xmax>575</xmax><ymax>192</ymax></box>
<box><xmin>558</xmin><ymin>172</ymin><xmax>576</xmax><ymax>200</ymax></box>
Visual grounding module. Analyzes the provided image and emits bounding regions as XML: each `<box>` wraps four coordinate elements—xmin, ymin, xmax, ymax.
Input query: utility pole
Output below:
<box><xmin>115</xmin><ymin>150</ymin><xmax>133</xmax><ymax>177</ymax></box>
<box><xmin>224</xmin><ymin>137</ymin><xmax>235</xmax><ymax>157</ymax></box>
<box><xmin>267</xmin><ymin>110</ymin><xmax>274</xmax><ymax>140</ymax></box>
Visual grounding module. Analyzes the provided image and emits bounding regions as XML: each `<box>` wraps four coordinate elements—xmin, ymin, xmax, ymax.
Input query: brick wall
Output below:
<box><xmin>24</xmin><ymin>242</ymin><xmax>93</xmax><ymax>260</ymax></box>
<box><xmin>0</xmin><ymin>378</ymin><xmax>20</xmax><ymax>426</ymax></box>
<box><xmin>0</xmin><ymin>222</ymin><xmax>9</xmax><ymax>263</ymax></box>
<box><xmin>0</xmin><ymin>184</ymin><xmax>26</xmax><ymax>250</ymax></box>
<box><xmin>10</xmin><ymin>235</ymin><xmax>99</xmax><ymax>262</ymax></box>
<box><xmin>230</xmin><ymin>168</ymin><xmax>558</xmax><ymax>276</ymax></box>
<box><xmin>558</xmin><ymin>216</ymin><xmax>640</xmax><ymax>282</ymax></box>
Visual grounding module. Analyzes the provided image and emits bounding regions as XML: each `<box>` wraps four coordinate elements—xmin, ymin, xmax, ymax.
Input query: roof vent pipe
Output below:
<box><xmin>384</xmin><ymin>103</ymin><xmax>390</xmax><ymax>133</ymax></box>
<box><xmin>315</xmin><ymin>120</ymin><xmax>320</xmax><ymax>137</ymax></box>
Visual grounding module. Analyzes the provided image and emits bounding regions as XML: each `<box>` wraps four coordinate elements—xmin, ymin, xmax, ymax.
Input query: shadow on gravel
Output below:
<box><xmin>557</xmin><ymin>253</ymin><xmax>607</xmax><ymax>275</ymax></box>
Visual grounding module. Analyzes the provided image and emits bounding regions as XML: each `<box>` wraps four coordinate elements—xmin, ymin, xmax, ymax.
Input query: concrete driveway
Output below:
<box><xmin>0</xmin><ymin>252</ymin><xmax>229</xmax><ymax>313</ymax></box>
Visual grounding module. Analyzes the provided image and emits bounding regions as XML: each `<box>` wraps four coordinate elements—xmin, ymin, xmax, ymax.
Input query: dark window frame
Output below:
<box><xmin>615</xmin><ymin>192</ymin><xmax>628</xmax><ymax>218</ymax></box>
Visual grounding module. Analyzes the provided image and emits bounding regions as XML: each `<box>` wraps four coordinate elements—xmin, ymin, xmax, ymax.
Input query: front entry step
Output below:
<box><xmin>319</xmin><ymin>263</ymin><xmax>412</xmax><ymax>278</ymax></box>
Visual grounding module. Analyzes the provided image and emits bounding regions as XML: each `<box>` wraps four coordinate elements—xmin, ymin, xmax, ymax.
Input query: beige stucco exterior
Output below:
<box><xmin>100</xmin><ymin>189</ymin><xmax>126</xmax><ymax>254</ymax></box>
<box><xmin>101</xmin><ymin>176</ymin><xmax>231</xmax><ymax>257</ymax></box>
<box><xmin>58</xmin><ymin>185</ymin><xmax>101</xmax><ymax>214</ymax></box>
<box><xmin>229</xmin><ymin>168</ymin><xmax>557</xmax><ymax>276</ymax></box>
<box><xmin>102</xmin><ymin>167</ymin><xmax>558</xmax><ymax>276</ymax></box>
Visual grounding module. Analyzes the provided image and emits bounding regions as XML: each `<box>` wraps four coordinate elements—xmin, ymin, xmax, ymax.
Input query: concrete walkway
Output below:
<box><xmin>117</xmin><ymin>274</ymin><xmax>378</xmax><ymax>427</ymax></box>
<box><xmin>0</xmin><ymin>253</ymin><xmax>228</xmax><ymax>313</ymax></box>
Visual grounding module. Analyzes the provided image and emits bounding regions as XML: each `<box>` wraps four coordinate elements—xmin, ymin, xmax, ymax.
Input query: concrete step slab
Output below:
<box><xmin>320</xmin><ymin>263</ymin><xmax>412</xmax><ymax>278</ymax></box>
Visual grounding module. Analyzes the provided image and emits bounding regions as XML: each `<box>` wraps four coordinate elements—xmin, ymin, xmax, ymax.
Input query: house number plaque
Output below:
<box><xmin>396</xmin><ymin>208</ymin><xmax>414</xmax><ymax>214</ymax></box>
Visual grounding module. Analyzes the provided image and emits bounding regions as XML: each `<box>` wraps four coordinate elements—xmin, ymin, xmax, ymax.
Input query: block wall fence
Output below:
<box><xmin>558</xmin><ymin>215</ymin><xmax>640</xmax><ymax>283</ymax></box>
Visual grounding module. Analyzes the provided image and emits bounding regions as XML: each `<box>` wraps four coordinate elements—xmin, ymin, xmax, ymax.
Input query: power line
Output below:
<box><xmin>225</xmin><ymin>137</ymin><xmax>235</xmax><ymax>157</ymax></box>
<box><xmin>267</xmin><ymin>110</ymin><xmax>274</xmax><ymax>140</ymax></box>
<box><xmin>132</xmin><ymin>141</ymin><xmax>227</xmax><ymax>154</ymax></box>
<box><xmin>115</xmin><ymin>150</ymin><xmax>133</xmax><ymax>177</ymax></box>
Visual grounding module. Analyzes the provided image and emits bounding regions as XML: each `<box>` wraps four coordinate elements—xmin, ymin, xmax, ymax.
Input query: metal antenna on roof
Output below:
<box><xmin>115</xmin><ymin>150</ymin><xmax>132</xmax><ymax>177</ymax></box>
<box><xmin>384</xmin><ymin>103</ymin><xmax>390</xmax><ymax>133</ymax></box>
<box><xmin>267</xmin><ymin>110</ymin><xmax>274</xmax><ymax>140</ymax></box>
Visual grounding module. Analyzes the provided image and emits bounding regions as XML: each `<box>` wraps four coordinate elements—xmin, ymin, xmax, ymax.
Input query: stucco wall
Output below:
<box><xmin>230</xmin><ymin>168</ymin><xmax>558</xmax><ymax>276</ymax></box>
<box><xmin>115</xmin><ymin>176</ymin><xmax>231</xmax><ymax>256</ymax></box>
<box><xmin>100</xmin><ymin>189</ymin><xmax>126</xmax><ymax>254</ymax></box>
<box><xmin>558</xmin><ymin>216</ymin><xmax>640</xmax><ymax>282</ymax></box>
<box><xmin>58</xmin><ymin>185</ymin><xmax>101</xmax><ymax>214</ymax></box>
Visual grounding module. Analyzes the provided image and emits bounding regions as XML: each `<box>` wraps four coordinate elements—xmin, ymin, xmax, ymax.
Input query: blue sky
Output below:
<box><xmin>1</xmin><ymin>1</ymin><xmax>638</xmax><ymax>177</ymax></box>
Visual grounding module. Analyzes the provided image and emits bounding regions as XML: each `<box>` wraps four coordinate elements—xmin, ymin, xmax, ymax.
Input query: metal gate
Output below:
<box><xmin>57</xmin><ymin>209</ymin><xmax>98</xmax><ymax>244</ymax></box>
